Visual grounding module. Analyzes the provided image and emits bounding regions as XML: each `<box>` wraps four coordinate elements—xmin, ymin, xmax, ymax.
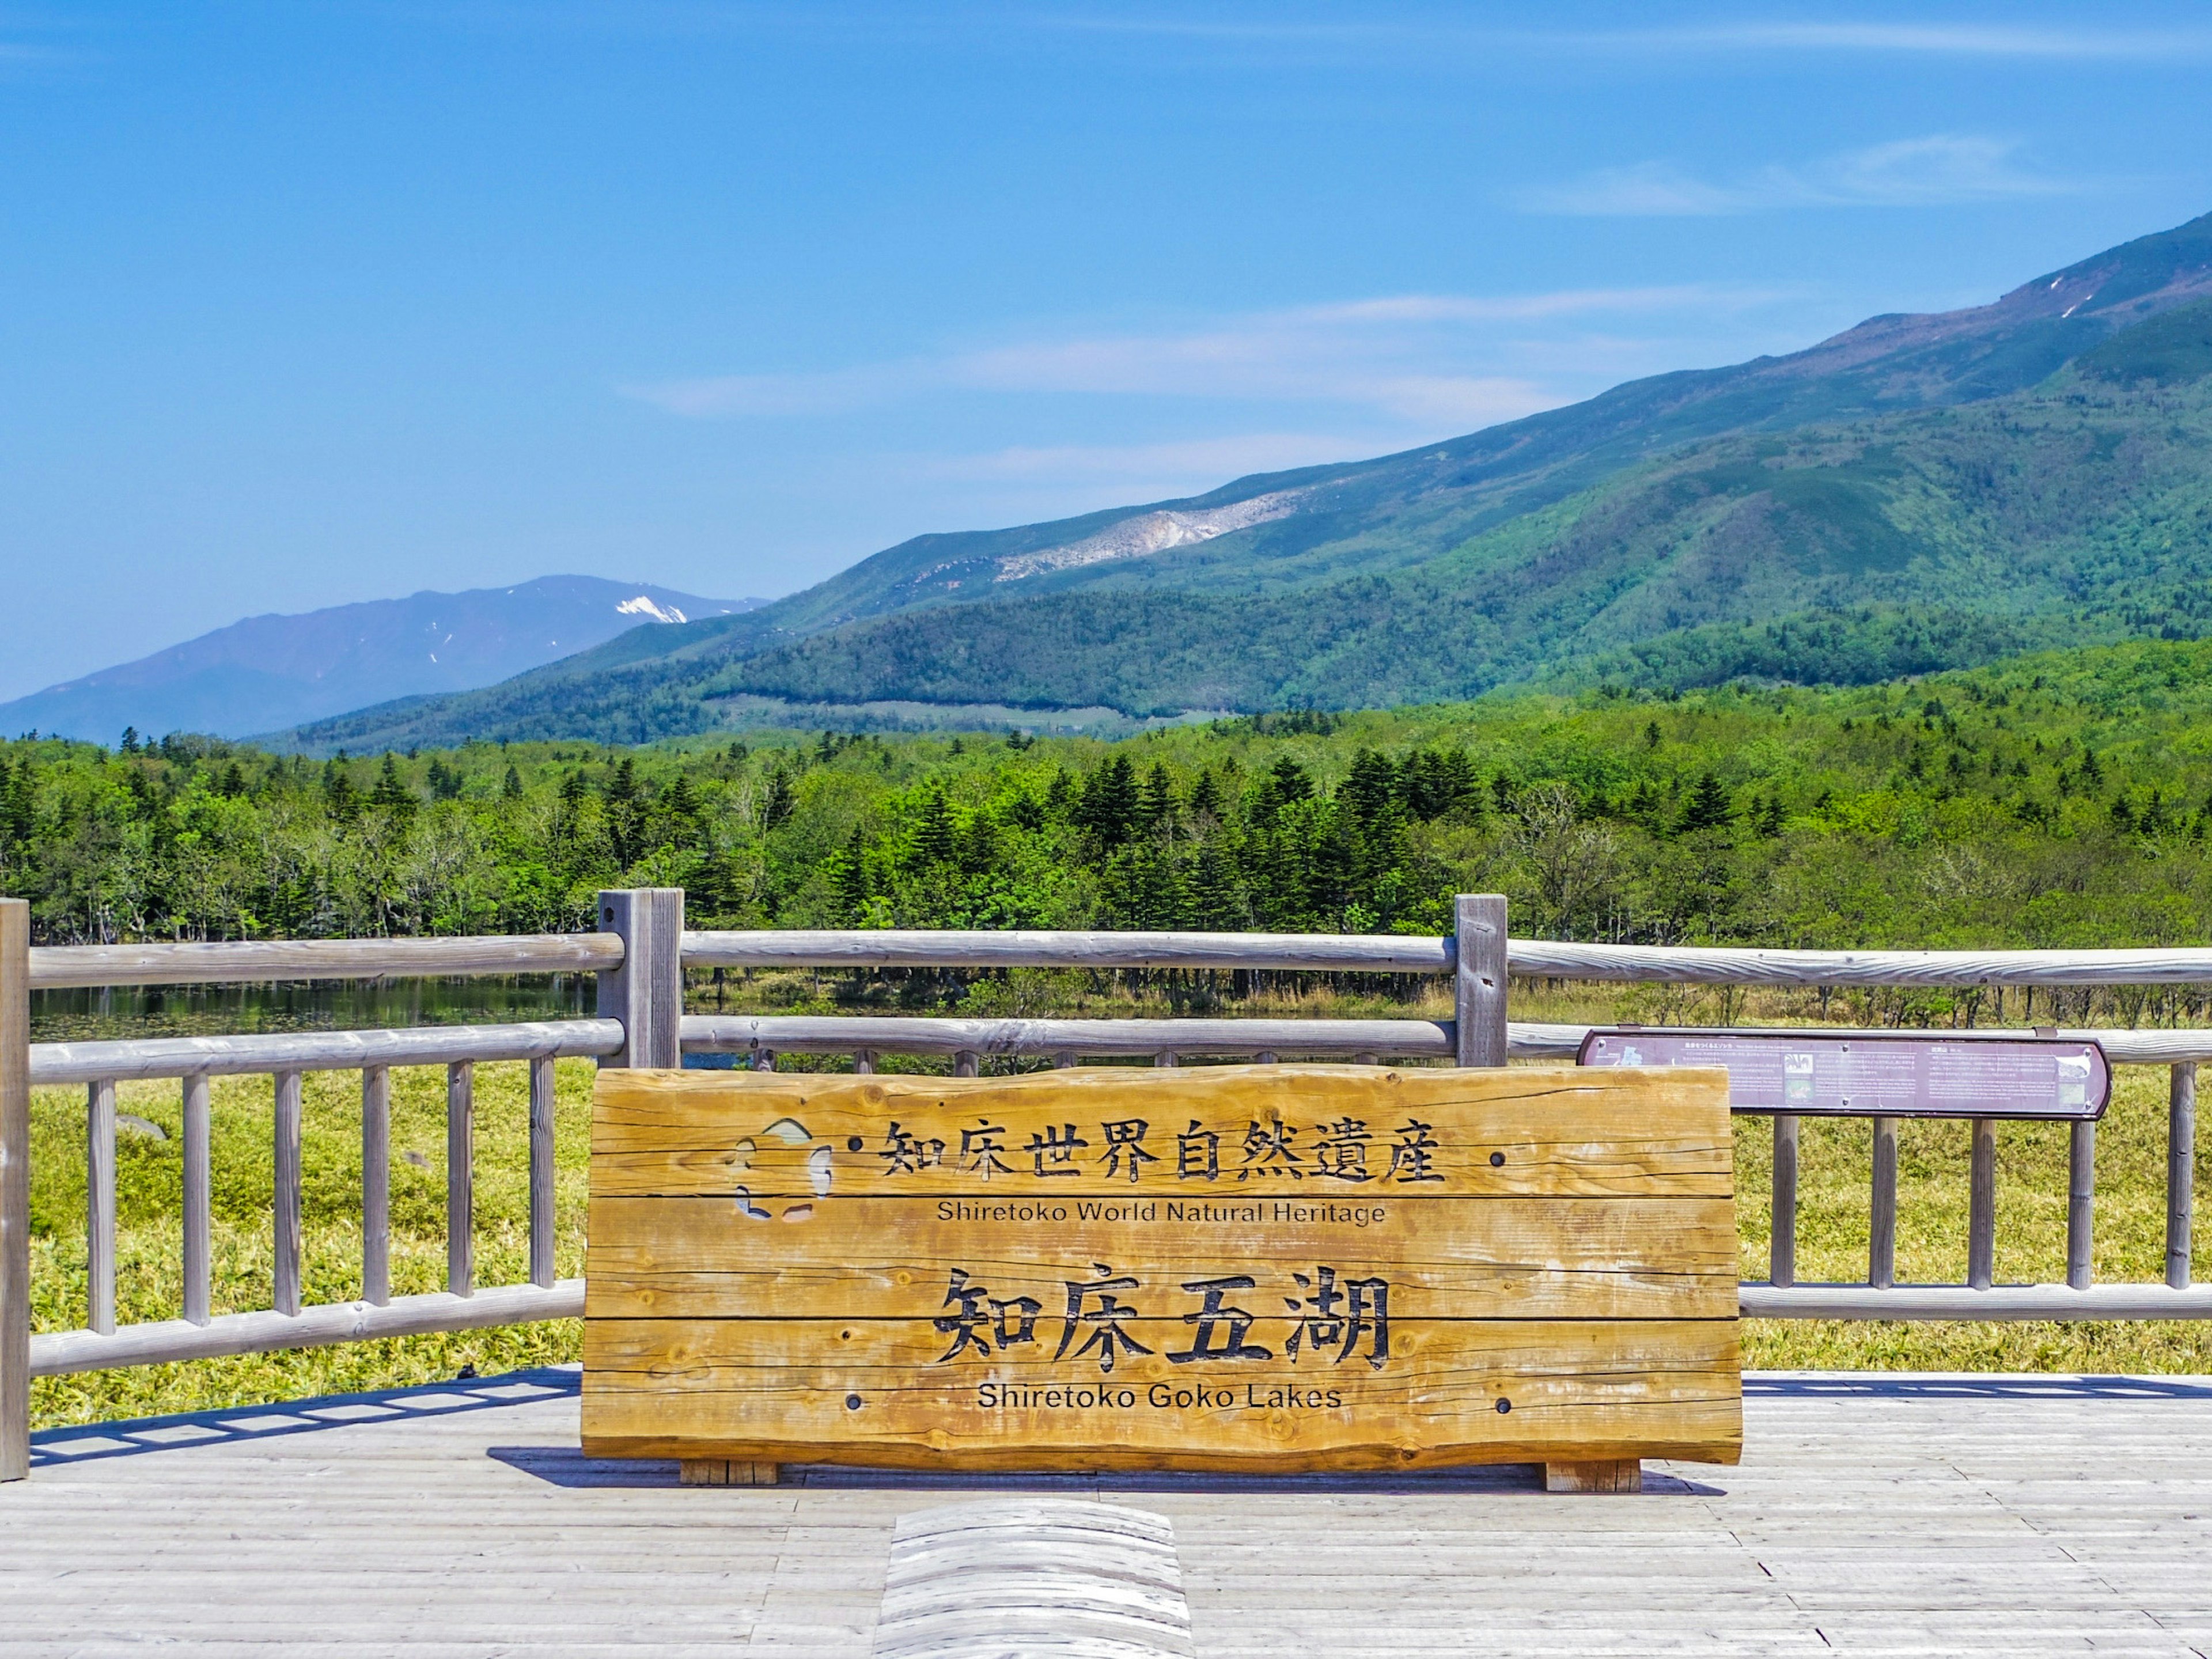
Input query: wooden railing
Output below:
<box><xmin>2</xmin><ymin>886</ymin><xmax>2209</xmax><ymax>1482</ymax></box>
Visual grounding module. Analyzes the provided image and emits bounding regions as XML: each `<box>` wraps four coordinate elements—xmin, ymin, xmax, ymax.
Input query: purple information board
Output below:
<box><xmin>1575</xmin><ymin>1028</ymin><xmax>2109</xmax><ymax>1120</ymax></box>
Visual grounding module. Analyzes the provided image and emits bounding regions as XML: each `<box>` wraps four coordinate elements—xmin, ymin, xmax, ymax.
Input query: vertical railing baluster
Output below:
<box><xmin>1154</xmin><ymin>1051</ymin><xmax>1178</xmax><ymax>1068</ymax></box>
<box><xmin>2170</xmin><ymin>1062</ymin><xmax>2196</xmax><ymax>1290</ymax></box>
<box><xmin>529</xmin><ymin>1055</ymin><xmax>556</xmax><ymax>1290</ymax></box>
<box><xmin>1253</xmin><ymin>1051</ymin><xmax>1278</xmax><ymax>1065</ymax></box>
<box><xmin>447</xmin><ymin>1060</ymin><xmax>474</xmax><ymax>1297</ymax></box>
<box><xmin>272</xmin><ymin>1071</ymin><xmax>303</xmax><ymax>1317</ymax></box>
<box><xmin>182</xmin><ymin>1075</ymin><xmax>211</xmax><ymax>1326</ymax></box>
<box><xmin>752</xmin><ymin>1048</ymin><xmax>777</xmax><ymax>1073</ymax></box>
<box><xmin>1770</xmin><ymin>1114</ymin><xmax>1798</xmax><ymax>1288</ymax></box>
<box><xmin>1869</xmin><ymin>1116</ymin><xmax>1897</xmax><ymax>1290</ymax></box>
<box><xmin>361</xmin><ymin>1065</ymin><xmax>390</xmax><ymax>1306</ymax></box>
<box><xmin>1354</xmin><ymin>1050</ymin><xmax>1380</xmax><ymax>1067</ymax></box>
<box><xmin>0</xmin><ymin>897</ymin><xmax>27</xmax><ymax>1483</ymax></box>
<box><xmin>853</xmin><ymin>1050</ymin><xmax>876</xmax><ymax>1075</ymax></box>
<box><xmin>2067</xmin><ymin>1119</ymin><xmax>2097</xmax><ymax>1290</ymax></box>
<box><xmin>1967</xmin><ymin>1118</ymin><xmax>1997</xmax><ymax>1291</ymax></box>
<box><xmin>1054</xmin><ymin>1051</ymin><xmax>1078</xmax><ymax>1070</ymax></box>
<box><xmin>954</xmin><ymin>1050</ymin><xmax>979</xmax><ymax>1078</ymax></box>
<box><xmin>86</xmin><ymin>1079</ymin><xmax>117</xmax><ymax>1334</ymax></box>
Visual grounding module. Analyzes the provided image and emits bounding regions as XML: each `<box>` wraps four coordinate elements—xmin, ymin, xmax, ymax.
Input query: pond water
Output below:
<box><xmin>30</xmin><ymin>975</ymin><xmax>596</xmax><ymax>1044</ymax></box>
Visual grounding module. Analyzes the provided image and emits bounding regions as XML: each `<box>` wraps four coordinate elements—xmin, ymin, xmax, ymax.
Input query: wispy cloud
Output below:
<box><xmin>1526</xmin><ymin>135</ymin><xmax>2074</xmax><ymax>218</ymax></box>
<box><xmin>624</xmin><ymin>282</ymin><xmax>1801</xmax><ymax>426</ymax></box>
<box><xmin>916</xmin><ymin>433</ymin><xmax>1373</xmax><ymax>484</ymax></box>
<box><xmin>1632</xmin><ymin>21</ymin><xmax>2212</xmax><ymax>60</ymax></box>
<box><xmin>1033</xmin><ymin>13</ymin><xmax>2212</xmax><ymax>64</ymax></box>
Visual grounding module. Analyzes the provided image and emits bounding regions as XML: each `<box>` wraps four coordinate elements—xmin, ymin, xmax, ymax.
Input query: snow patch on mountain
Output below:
<box><xmin>993</xmin><ymin>490</ymin><xmax>1307</xmax><ymax>582</ymax></box>
<box><xmin>618</xmin><ymin>595</ymin><xmax>689</xmax><ymax>623</ymax></box>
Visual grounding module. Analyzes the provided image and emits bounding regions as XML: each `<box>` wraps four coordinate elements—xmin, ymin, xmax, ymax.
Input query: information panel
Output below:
<box><xmin>1577</xmin><ymin>1029</ymin><xmax>2109</xmax><ymax>1120</ymax></box>
<box><xmin>584</xmin><ymin>1064</ymin><xmax>1741</xmax><ymax>1474</ymax></box>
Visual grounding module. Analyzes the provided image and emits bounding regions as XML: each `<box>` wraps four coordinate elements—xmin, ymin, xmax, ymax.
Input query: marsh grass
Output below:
<box><xmin>26</xmin><ymin>1045</ymin><xmax>2212</xmax><ymax>1430</ymax></box>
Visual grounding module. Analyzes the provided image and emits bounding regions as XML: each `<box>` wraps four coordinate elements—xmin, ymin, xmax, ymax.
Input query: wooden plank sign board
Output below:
<box><xmin>584</xmin><ymin>1064</ymin><xmax>1740</xmax><ymax>1475</ymax></box>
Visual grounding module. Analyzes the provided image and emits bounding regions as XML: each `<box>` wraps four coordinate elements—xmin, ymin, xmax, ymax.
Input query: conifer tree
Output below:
<box><xmin>1676</xmin><ymin>772</ymin><xmax>1733</xmax><ymax>836</ymax></box>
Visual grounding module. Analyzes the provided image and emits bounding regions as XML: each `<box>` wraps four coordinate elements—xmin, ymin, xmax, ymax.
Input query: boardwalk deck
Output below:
<box><xmin>5</xmin><ymin>1368</ymin><xmax>2212</xmax><ymax>1657</ymax></box>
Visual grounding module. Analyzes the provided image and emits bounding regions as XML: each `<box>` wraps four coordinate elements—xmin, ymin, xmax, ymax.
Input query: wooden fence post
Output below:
<box><xmin>597</xmin><ymin>889</ymin><xmax>685</xmax><ymax>1069</ymax></box>
<box><xmin>1</xmin><ymin>898</ymin><xmax>28</xmax><ymax>1482</ymax></box>
<box><xmin>1454</xmin><ymin>895</ymin><xmax>1508</xmax><ymax>1069</ymax></box>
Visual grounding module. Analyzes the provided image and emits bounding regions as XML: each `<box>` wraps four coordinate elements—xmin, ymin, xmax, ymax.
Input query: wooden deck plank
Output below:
<box><xmin>7</xmin><ymin>1369</ymin><xmax>2212</xmax><ymax>1655</ymax></box>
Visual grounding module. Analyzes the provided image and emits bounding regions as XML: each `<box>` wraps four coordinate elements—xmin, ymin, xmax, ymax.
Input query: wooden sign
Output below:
<box><xmin>1579</xmin><ymin>1028</ymin><xmax>2111</xmax><ymax>1120</ymax></box>
<box><xmin>583</xmin><ymin>1064</ymin><xmax>1740</xmax><ymax>1478</ymax></box>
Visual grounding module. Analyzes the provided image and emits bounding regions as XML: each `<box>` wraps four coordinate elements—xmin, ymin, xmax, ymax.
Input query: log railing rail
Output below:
<box><xmin>3</xmin><ymin>886</ymin><xmax>2210</xmax><ymax>1482</ymax></box>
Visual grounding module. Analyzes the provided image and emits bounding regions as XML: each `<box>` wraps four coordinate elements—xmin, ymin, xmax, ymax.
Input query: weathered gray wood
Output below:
<box><xmin>679</xmin><ymin>926</ymin><xmax>2212</xmax><ymax>986</ymax></box>
<box><xmin>2069</xmin><ymin>1119</ymin><xmax>2097</xmax><ymax>1290</ymax></box>
<box><xmin>182</xmin><ymin>1074</ymin><xmax>211</xmax><ymax>1326</ymax></box>
<box><xmin>272</xmin><ymin>1071</ymin><xmax>303</xmax><ymax>1317</ymax></box>
<box><xmin>851</xmin><ymin>1049</ymin><xmax>876</xmax><ymax>1074</ymax></box>
<box><xmin>1770</xmin><ymin>1113</ymin><xmax>1798</xmax><ymax>1288</ymax></box>
<box><xmin>953</xmin><ymin>1049</ymin><xmax>979</xmax><ymax>1078</ymax></box>
<box><xmin>681</xmin><ymin>1013</ymin><xmax>1452</xmax><ymax>1060</ymax></box>
<box><xmin>29</xmin><ymin>931</ymin><xmax>622</xmax><ymax>989</ymax></box>
<box><xmin>751</xmin><ymin>1048</ymin><xmax>776</xmax><ymax>1073</ymax></box>
<box><xmin>361</xmin><ymin>1066</ymin><xmax>391</xmax><ymax>1308</ymax></box>
<box><xmin>529</xmin><ymin>1055</ymin><xmax>556</xmax><ymax>1291</ymax></box>
<box><xmin>86</xmin><ymin>1079</ymin><xmax>117</xmax><ymax>1335</ymax></box>
<box><xmin>447</xmin><ymin>1062</ymin><xmax>474</xmax><ymax>1298</ymax></box>
<box><xmin>29</xmin><ymin>1279</ymin><xmax>582</xmax><ymax>1374</ymax></box>
<box><xmin>1455</xmin><ymin>894</ymin><xmax>1510</xmax><ymax>1068</ymax></box>
<box><xmin>1740</xmin><ymin>1282</ymin><xmax>2212</xmax><ymax>1318</ymax></box>
<box><xmin>0</xmin><ymin>899</ymin><xmax>28</xmax><ymax>1482</ymax></box>
<box><xmin>873</xmin><ymin>1499</ymin><xmax>1193</xmax><ymax>1659</ymax></box>
<box><xmin>28</xmin><ymin>1018</ymin><xmax>622</xmax><ymax>1086</ymax></box>
<box><xmin>683</xmin><ymin>927</ymin><xmax>1449</xmax><ymax>974</ymax></box>
<box><xmin>15</xmin><ymin>1376</ymin><xmax>2212</xmax><ymax>1653</ymax></box>
<box><xmin>2171</xmin><ymin>1062</ymin><xmax>2196</xmax><ymax>1290</ymax></box>
<box><xmin>1506</xmin><ymin>939</ymin><xmax>2212</xmax><ymax>986</ymax></box>
<box><xmin>1869</xmin><ymin>1116</ymin><xmax>1897</xmax><ymax>1290</ymax></box>
<box><xmin>1153</xmin><ymin>1050</ymin><xmax>1177</xmax><ymax>1067</ymax></box>
<box><xmin>1969</xmin><ymin>1118</ymin><xmax>1998</xmax><ymax>1292</ymax></box>
<box><xmin>596</xmin><ymin>888</ymin><xmax>684</xmax><ymax>1069</ymax></box>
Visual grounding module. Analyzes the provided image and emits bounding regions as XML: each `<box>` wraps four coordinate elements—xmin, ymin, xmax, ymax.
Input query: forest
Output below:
<box><xmin>7</xmin><ymin>639</ymin><xmax>2212</xmax><ymax>1015</ymax></box>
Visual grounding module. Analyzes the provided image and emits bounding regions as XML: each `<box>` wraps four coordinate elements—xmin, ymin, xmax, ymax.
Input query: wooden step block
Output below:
<box><xmin>1545</xmin><ymin>1458</ymin><xmax>1642</xmax><ymax>1494</ymax></box>
<box><xmin>679</xmin><ymin>1459</ymin><xmax>779</xmax><ymax>1486</ymax></box>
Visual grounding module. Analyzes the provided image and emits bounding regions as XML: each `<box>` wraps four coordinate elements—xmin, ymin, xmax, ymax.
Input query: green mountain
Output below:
<box><xmin>286</xmin><ymin>211</ymin><xmax>2212</xmax><ymax>751</ymax></box>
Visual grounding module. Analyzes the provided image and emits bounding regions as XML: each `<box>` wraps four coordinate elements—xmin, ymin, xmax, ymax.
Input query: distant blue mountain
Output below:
<box><xmin>0</xmin><ymin>575</ymin><xmax>766</xmax><ymax>744</ymax></box>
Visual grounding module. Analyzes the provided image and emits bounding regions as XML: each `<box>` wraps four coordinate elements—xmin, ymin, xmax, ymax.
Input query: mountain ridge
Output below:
<box><xmin>283</xmin><ymin>210</ymin><xmax>2212</xmax><ymax>751</ymax></box>
<box><xmin>2</xmin><ymin>575</ymin><xmax>767</xmax><ymax>744</ymax></box>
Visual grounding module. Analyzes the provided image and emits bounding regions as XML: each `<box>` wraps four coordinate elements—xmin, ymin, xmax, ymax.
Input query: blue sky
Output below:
<box><xmin>5</xmin><ymin>2</ymin><xmax>2212</xmax><ymax>699</ymax></box>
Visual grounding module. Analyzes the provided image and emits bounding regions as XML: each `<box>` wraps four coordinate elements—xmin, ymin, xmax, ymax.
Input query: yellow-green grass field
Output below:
<box><xmin>25</xmin><ymin>1051</ymin><xmax>2212</xmax><ymax>1430</ymax></box>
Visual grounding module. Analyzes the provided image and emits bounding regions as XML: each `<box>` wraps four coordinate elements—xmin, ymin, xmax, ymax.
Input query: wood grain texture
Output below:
<box><xmin>0</xmin><ymin>898</ymin><xmax>28</xmax><ymax>1482</ymax></box>
<box><xmin>681</xmin><ymin>1013</ymin><xmax>1453</xmax><ymax>1061</ymax></box>
<box><xmin>580</xmin><ymin>1315</ymin><xmax>1742</xmax><ymax>1471</ymax></box>
<box><xmin>584</xmin><ymin>1194</ymin><xmax>1738</xmax><ymax>1321</ymax></box>
<box><xmin>29</xmin><ymin>930</ymin><xmax>623</xmax><ymax>989</ymax></box>
<box><xmin>31</xmin><ymin>1279</ymin><xmax>582</xmax><ymax>1375</ymax></box>
<box><xmin>680</xmin><ymin>927</ymin><xmax>1451</xmax><ymax>974</ymax></box>
<box><xmin>1544</xmin><ymin>1458</ymin><xmax>1642</xmax><ymax>1494</ymax></box>
<box><xmin>585</xmin><ymin>1063</ymin><xmax>1739</xmax><ymax>1474</ymax></box>
<box><xmin>590</xmin><ymin>1066</ymin><xmax>1735</xmax><ymax>1202</ymax></box>
<box><xmin>677</xmin><ymin>926</ymin><xmax>2212</xmax><ymax>986</ymax></box>
<box><xmin>28</xmin><ymin>1017</ymin><xmax>624</xmax><ymax>1086</ymax></box>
